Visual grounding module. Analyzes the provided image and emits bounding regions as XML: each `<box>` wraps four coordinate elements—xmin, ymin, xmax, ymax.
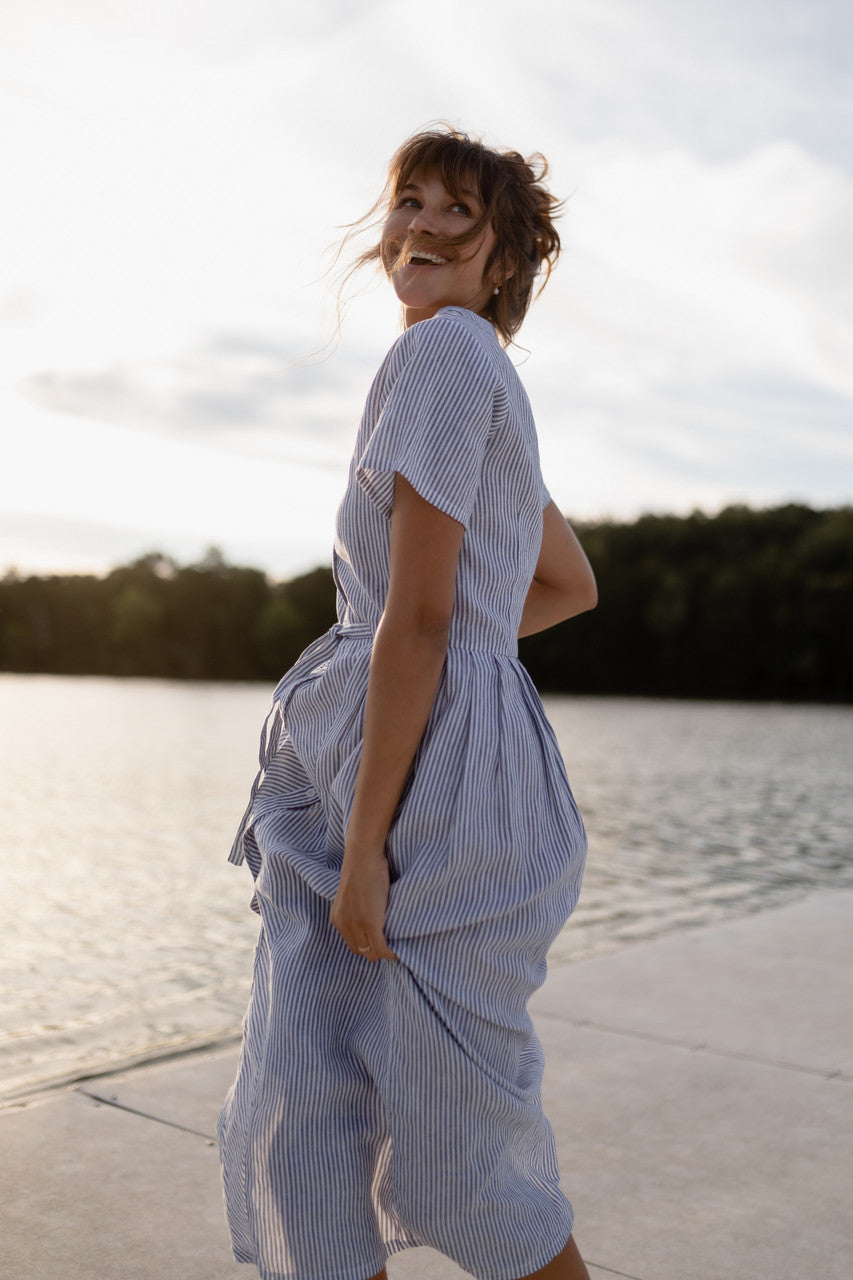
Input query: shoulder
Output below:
<box><xmin>422</xmin><ymin>306</ymin><xmax>503</xmax><ymax>368</ymax></box>
<box><xmin>389</xmin><ymin>307</ymin><xmax>503</xmax><ymax>384</ymax></box>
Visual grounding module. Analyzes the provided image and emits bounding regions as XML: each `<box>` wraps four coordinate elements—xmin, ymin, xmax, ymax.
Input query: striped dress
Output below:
<box><xmin>218</xmin><ymin>305</ymin><xmax>588</xmax><ymax>1280</ymax></box>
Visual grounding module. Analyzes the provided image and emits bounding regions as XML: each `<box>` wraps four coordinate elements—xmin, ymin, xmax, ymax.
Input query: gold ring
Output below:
<box><xmin>358</xmin><ymin>944</ymin><xmax>372</xmax><ymax>952</ymax></box>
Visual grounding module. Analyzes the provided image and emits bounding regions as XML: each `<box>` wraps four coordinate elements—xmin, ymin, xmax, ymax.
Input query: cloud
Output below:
<box><xmin>2</xmin><ymin>0</ymin><xmax>851</xmax><ymax>578</ymax></box>
<box><xmin>18</xmin><ymin>332</ymin><xmax>378</xmax><ymax>465</ymax></box>
<box><xmin>526</xmin><ymin>138</ymin><xmax>853</xmax><ymax>406</ymax></box>
<box><xmin>642</xmin><ymin>0</ymin><xmax>852</xmax><ymax>153</ymax></box>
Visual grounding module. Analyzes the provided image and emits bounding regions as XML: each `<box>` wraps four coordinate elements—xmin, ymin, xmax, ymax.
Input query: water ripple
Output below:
<box><xmin>1</xmin><ymin>677</ymin><xmax>850</xmax><ymax>1097</ymax></box>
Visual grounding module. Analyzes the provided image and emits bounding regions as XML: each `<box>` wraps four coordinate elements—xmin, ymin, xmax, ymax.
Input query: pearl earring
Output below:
<box><xmin>493</xmin><ymin>285</ymin><xmax>500</xmax><ymax>296</ymax></box>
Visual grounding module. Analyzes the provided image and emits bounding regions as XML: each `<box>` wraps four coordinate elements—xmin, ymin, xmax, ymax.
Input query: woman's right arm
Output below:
<box><xmin>329</xmin><ymin>473</ymin><xmax>465</xmax><ymax>962</ymax></box>
<box><xmin>518</xmin><ymin>500</ymin><xmax>597</xmax><ymax>637</ymax></box>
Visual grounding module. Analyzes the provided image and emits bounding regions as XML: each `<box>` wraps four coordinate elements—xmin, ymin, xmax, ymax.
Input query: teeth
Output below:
<box><xmin>408</xmin><ymin>251</ymin><xmax>449</xmax><ymax>265</ymax></box>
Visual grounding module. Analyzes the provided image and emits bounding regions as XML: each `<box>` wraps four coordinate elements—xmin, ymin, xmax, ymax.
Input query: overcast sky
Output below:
<box><xmin>2</xmin><ymin>0</ymin><xmax>851</xmax><ymax>579</ymax></box>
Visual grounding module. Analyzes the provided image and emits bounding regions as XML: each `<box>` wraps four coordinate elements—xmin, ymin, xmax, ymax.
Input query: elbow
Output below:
<box><xmin>567</xmin><ymin>572</ymin><xmax>597</xmax><ymax>621</ymax></box>
<box><xmin>565</xmin><ymin>565</ymin><xmax>597</xmax><ymax>618</ymax></box>
<box><xmin>379</xmin><ymin>606</ymin><xmax>453</xmax><ymax>654</ymax></box>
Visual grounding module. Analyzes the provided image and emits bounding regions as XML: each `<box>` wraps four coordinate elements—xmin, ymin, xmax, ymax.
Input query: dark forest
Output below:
<box><xmin>2</xmin><ymin>503</ymin><xmax>851</xmax><ymax>701</ymax></box>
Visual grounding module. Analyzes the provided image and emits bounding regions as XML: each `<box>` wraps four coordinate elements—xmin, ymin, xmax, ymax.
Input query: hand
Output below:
<box><xmin>330</xmin><ymin>849</ymin><xmax>398</xmax><ymax>963</ymax></box>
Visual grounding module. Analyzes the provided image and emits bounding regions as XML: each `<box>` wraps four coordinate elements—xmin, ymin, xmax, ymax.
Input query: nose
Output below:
<box><xmin>408</xmin><ymin>205</ymin><xmax>436</xmax><ymax>235</ymax></box>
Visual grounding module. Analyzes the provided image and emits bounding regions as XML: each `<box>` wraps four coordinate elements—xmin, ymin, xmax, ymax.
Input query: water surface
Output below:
<box><xmin>1</xmin><ymin>675</ymin><xmax>850</xmax><ymax>1099</ymax></box>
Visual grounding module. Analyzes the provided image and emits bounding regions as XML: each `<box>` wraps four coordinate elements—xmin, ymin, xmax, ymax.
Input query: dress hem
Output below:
<box><xmin>231</xmin><ymin>1222</ymin><xmax>575</xmax><ymax>1280</ymax></box>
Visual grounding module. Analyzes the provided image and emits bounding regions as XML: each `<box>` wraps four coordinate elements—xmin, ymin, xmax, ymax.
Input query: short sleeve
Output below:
<box><xmin>540</xmin><ymin>476</ymin><xmax>551</xmax><ymax>509</ymax></box>
<box><xmin>356</xmin><ymin>313</ymin><xmax>497</xmax><ymax>529</ymax></box>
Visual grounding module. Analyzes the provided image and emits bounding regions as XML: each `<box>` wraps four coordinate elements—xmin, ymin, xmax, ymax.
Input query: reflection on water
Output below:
<box><xmin>547</xmin><ymin>697</ymin><xmax>853</xmax><ymax>962</ymax></box>
<box><xmin>1</xmin><ymin>674</ymin><xmax>851</xmax><ymax>1098</ymax></box>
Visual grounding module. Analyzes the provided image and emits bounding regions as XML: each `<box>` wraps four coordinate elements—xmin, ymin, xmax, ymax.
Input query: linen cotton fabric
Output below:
<box><xmin>218</xmin><ymin>306</ymin><xmax>588</xmax><ymax>1280</ymax></box>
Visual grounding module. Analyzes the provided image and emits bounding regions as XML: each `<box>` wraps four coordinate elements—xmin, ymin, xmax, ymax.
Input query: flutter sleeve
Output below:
<box><xmin>356</xmin><ymin>313</ymin><xmax>498</xmax><ymax>529</ymax></box>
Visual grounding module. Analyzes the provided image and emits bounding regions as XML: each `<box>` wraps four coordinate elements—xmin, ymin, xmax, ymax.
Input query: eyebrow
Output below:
<box><xmin>401</xmin><ymin>181</ymin><xmax>481</xmax><ymax>203</ymax></box>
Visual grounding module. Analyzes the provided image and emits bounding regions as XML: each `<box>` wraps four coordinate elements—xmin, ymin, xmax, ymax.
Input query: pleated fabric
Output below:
<box><xmin>218</xmin><ymin>306</ymin><xmax>588</xmax><ymax>1280</ymax></box>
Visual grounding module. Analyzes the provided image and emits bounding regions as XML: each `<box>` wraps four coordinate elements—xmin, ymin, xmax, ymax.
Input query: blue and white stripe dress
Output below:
<box><xmin>218</xmin><ymin>305</ymin><xmax>588</xmax><ymax>1280</ymax></box>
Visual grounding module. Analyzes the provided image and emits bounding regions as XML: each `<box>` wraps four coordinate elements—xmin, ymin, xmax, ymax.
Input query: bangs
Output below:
<box><xmin>389</xmin><ymin>131</ymin><xmax>499</xmax><ymax>210</ymax></box>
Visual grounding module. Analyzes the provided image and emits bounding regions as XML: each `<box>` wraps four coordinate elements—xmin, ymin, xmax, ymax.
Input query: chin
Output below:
<box><xmin>396</xmin><ymin>286</ymin><xmax>439</xmax><ymax>307</ymax></box>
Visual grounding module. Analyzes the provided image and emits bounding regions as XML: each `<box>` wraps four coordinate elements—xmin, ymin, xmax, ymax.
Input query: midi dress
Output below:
<box><xmin>218</xmin><ymin>305</ymin><xmax>588</xmax><ymax>1280</ymax></box>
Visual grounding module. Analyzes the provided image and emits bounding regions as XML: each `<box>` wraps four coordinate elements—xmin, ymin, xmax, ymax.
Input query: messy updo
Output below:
<box><xmin>341</xmin><ymin>125</ymin><xmax>563</xmax><ymax>346</ymax></box>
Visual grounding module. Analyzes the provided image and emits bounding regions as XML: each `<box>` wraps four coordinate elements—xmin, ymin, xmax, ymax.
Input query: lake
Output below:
<box><xmin>1</xmin><ymin>673</ymin><xmax>851</xmax><ymax>1100</ymax></box>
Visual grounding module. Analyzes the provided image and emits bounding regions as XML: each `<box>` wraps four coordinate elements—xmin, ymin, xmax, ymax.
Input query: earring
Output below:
<box><xmin>493</xmin><ymin>285</ymin><xmax>500</xmax><ymax>296</ymax></box>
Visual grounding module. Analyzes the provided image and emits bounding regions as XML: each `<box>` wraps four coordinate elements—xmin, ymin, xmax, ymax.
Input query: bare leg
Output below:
<box><xmin>515</xmin><ymin>1234</ymin><xmax>591</xmax><ymax>1280</ymax></box>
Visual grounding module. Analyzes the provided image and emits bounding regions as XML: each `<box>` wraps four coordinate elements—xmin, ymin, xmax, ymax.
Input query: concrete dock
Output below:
<box><xmin>2</xmin><ymin>889</ymin><xmax>850</xmax><ymax>1280</ymax></box>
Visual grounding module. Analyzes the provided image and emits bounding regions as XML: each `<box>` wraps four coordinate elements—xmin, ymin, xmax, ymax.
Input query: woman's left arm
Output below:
<box><xmin>330</xmin><ymin>473</ymin><xmax>464</xmax><ymax>962</ymax></box>
<box><xmin>519</xmin><ymin>500</ymin><xmax>597</xmax><ymax>637</ymax></box>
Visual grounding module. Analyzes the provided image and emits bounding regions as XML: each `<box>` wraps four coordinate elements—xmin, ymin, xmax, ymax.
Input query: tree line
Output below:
<box><xmin>1</xmin><ymin>504</ymin><xmax>850</xmax><ymax>701</ymax></box>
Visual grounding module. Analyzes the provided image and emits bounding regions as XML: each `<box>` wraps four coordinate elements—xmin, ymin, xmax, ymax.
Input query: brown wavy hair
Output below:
<box><xmin>339</xmin><ymin>126</ymin><xmax>563</xmax><ymax>346</ymax></box>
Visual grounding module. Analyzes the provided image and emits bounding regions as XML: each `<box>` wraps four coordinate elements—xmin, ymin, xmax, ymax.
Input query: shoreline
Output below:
<box><xmin>3</xmin><ymin>881</ymin><xmax>847</xmax><ymax>1110</ymax></box>
<box><xmin>0</xmin><ymin>1029</ymin><xmax>243</xmax><ymax>1111</ymax></box>
<box><xmin>4</xmin><ymin>668</ymin><xmax>853</xmax><ymax>709</ymax></box>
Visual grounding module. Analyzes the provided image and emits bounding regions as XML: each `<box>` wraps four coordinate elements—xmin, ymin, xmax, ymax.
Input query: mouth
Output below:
<box><xmin>406</xmin><ymin>249</ymin><xmax>450</xmax><ymax>267</ymax></box>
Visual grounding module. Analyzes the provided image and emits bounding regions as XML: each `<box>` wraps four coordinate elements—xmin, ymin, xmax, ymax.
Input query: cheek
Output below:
<box><xmin>471</xmin><ymin>233</ymin><xmax>496</xmax><ymax>278</ymax></box>
<box><xmin>379</xmin><ymin>230</ymin><xmax>396</xmax><ymax>273</ymax></box>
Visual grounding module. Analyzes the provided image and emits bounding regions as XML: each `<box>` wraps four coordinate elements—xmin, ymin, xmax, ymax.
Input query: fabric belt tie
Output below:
<box><xmin>227</xmin><ymin>623</ymin><xmax>373</xmax><ymax>866</ymax></box>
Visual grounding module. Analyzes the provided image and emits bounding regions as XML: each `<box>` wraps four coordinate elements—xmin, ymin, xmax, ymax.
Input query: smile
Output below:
<box><xmin>407</xmin><ymin>250</ymin><xmax>450</xmax><ymax>266</ymax></box>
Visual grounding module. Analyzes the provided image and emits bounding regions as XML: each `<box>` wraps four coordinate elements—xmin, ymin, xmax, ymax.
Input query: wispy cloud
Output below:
<box><xmin>19</xmin><ymin>335</ymin><xmax>377</xmax><ymax>464</ymax></box>
<box><xmin>2</xmin><ymin>0</ymin><xmax>851</xmax><ymax>574</ymax></box>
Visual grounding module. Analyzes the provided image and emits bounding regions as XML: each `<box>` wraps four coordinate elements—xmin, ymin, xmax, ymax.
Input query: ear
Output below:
<box><xmin>498</xmin><ymin>253</ymin><xmax>516</xmax><ymax>284</ymax></box>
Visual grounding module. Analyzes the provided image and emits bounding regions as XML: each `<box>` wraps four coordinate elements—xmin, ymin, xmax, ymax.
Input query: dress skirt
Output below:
<box><xmin>217</xmin><ymin>628</ymin><xmax>587</xmax><ymax>1280</ymax></box>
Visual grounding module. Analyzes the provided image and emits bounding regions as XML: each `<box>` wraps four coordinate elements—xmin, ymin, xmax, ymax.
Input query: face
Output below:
<box><xmin>380</xmin><ymin>168</ymin><xmax>498</xmax><ymax>328</ymax></box>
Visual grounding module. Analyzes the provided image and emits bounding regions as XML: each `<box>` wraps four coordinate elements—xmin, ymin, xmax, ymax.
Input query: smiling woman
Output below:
<box><xmin>217</xmin><ymin>125</ymin><xmax>596</xmax><ymax>1280</ymax></box>
<box><xmin>343</xmin><ymin>126</ymin><xmax>563</xmax><ymax>345</ymax></box>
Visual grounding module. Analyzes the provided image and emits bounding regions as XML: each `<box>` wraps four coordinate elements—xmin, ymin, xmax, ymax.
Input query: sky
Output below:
<box><xmin>2</xmin><ymin>0</ymin><xmax>852</xmax><ymax>580</ymax></box>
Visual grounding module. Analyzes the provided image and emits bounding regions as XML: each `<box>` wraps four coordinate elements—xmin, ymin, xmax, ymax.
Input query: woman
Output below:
<box><xmin>219</xmin><ymin>127</ymin><xmax>597</xmax><ymax>1280</ymax></box>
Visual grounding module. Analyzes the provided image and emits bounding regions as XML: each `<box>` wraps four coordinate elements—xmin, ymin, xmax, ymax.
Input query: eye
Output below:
<box><xmin>450</xmin><ymin>201</ymin><xmax>472</xmax><ymax>216</ymax></box>
<box><xmin>396</xmin><ymin>195</ymin><xmax>421</xmax><ymax>209</ymax></box>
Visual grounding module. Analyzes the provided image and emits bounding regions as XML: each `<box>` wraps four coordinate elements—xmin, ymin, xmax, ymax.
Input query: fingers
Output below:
<box><xmin>329</xmin><ymin>857</ymin><xmax>397</xmax><ymax>962</ymax></box>
<box><xmin>329</xmin><ymin>904</ymin><xmax>398</xmax><ymax>962</ymax></box>
<box><xmin>370</xmin><ymin>938</ymin><xmax>398</xmax><ymax>963</ymax></box>
<box><xmin>348</xmin><ymin>932</ymin><xmax>398</xmax><ymax>964</ymax></box>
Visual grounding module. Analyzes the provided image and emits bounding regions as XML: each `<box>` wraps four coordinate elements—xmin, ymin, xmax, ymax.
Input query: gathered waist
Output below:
<box><xmin>228</xmin><ymin>621</ymin><xmax>527</xmax><ymax>868</ymax></box>
<box><xmin>327</xmin><ymin>620</ymin><xmax>518</xmax><ymax>659</ymax></box>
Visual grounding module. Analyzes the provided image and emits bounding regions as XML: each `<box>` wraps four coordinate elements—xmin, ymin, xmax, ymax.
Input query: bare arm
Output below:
<box><xmin>330</xmin><ymin>473</ymin><xmax>464</xmax><ymax>961</ymax></box>
<box><xmin>519</xmin><ymin>500</ymin><xmax>597</xmax><ymax>637</ymax></box>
